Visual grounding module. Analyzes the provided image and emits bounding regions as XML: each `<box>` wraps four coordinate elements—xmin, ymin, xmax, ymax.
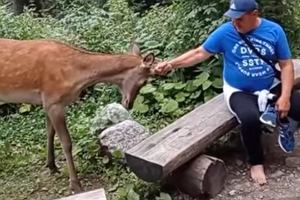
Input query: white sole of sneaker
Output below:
<box><xmin>277</xmin><ymin>134</ymin><xmax>292</xmax><ymax>153</ymax></box>
<box><xmin>259</xmin><ymin>116</ymin><xmax>276</xmax><ymax>128</ymax></box>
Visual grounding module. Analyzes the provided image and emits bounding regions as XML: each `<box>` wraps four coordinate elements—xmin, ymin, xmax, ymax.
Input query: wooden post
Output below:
<box><xmin>168</xmin><ymin>154</ymin><xmax>226</xmax><ymax>197</ymax></box>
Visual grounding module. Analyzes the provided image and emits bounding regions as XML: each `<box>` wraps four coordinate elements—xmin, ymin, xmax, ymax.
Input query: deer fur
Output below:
<box><xmin>0</xmin><ymin>38</ymin><xmax>156</xmax><ymax>193</ymax></box>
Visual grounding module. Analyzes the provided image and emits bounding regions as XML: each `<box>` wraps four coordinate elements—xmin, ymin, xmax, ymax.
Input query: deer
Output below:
<box><xmin>0</xmin><ymin>38</ymin><xmax>156</xmax><ymax>193</ymax></box>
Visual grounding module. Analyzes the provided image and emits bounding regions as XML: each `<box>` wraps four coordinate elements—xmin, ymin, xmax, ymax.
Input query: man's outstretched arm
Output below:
<box><xmin>154</xmin><ymin>46</ymin><xmax>213</xmax><ymax>75</ymax></box>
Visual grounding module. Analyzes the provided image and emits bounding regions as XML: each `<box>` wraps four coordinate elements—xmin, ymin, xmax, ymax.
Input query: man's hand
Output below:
<box><xmin>153</xmin><ymin>46</ymin><xmax>213</xmax><ymax>76</ymax></box>
<box><xmin>276</xmin><ymin>96</ymin><xmax>291</xmax><ymax>118</ymax></box>
<box><xmin>154</xmin><ymin>61</ymin><xmax>173</xmax><ymax>75</ymax></box>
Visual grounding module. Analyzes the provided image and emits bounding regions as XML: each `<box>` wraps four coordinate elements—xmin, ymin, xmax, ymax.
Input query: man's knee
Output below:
<box><xmin>239</xmin><ymin>112</ymin><xmax>260</xmax><ymax>127</ymax></box>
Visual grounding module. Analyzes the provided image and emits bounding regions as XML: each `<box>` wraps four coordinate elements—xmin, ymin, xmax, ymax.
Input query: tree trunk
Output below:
<box><xmin>12</xmin><ymin>0</ymin><xmax>28</xmax><ymax>15</ymax></box>
<box><xmin>168</xmin><ymin>154</ymin><xmax>227</xmax><ymax>198</ymax></box>
<box><xmin>11</xmin><ymin>0</ymin><xmax>45</xmax><ymax>15</ymax></box>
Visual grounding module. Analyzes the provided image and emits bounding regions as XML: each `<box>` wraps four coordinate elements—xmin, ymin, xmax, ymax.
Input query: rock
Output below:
<box><xmin>294</xmin><ymin>178</ymin><xmax>300</xmax><ymax>185</ymax></box>
<box><xmin>229</xmin><ymin>190</ymin><xmax>236</xmax><ymax>196</ymax></box>
<box><xmin>105</xmin><ymin>103</ymin><xmax>131</xmax><ymax>124</ymax></box>
<box><xmin>288</xmin><ymin>173</ymin><xmax>295</xmax><ymax>178</ymax></box>
<box><xmin>99</xmin><ymin>120</ymin><xmax>151</xmax><ymax>154</ymax></box>
<box><xmin>285</xmin><ymin>157</ymin><xmax>300</xmax><ymax>168</ymax></box>
<box><xmin>270</xmin><ymin>170</ymin><xmax>284</xmax><ymax>178</ymax></box>
<box><xmin>90</xmin><ymin>103</ymin><xmax>131</xmax><ymax>135</ymax></box>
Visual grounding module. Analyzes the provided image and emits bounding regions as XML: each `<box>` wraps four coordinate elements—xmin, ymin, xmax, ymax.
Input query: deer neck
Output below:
<box><xmin>72</xmin><ymin>53</ymin><xmax>140</xmax><ymax>90</ymax></box>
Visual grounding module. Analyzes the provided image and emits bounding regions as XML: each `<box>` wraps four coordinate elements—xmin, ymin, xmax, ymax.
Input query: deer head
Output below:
<box><xmin>121</xmin><ymin>44</ymin><xmax>156</xmax><ymax>109</ymax></box>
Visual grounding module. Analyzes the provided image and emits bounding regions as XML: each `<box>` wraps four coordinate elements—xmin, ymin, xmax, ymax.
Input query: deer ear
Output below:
<box><xmin>131</xmin><ymin>43</ymin><xmax>141</xmax><ymax>56</ymax></box>
<box><xmin>143</xmin><ymin>53</ymin><xmax>155</xmax><ymax>66</ymax></box>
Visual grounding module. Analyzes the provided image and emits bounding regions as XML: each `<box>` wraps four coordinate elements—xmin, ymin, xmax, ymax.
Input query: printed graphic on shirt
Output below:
<box><xmin>202</xmin><ymin>19</ymin><xmax>291</xmax><ymax>92</ymax></box>
<box><xmin>231</xmin><ymin>37</ymin><xmax>274</xmax><ymax>78</ymax></box>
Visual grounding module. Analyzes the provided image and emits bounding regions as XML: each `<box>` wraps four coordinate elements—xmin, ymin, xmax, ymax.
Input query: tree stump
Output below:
<box><xmin>168</xmin><ymin>154</ymin><xmax>226</xmax><ymax>197</ymax></box>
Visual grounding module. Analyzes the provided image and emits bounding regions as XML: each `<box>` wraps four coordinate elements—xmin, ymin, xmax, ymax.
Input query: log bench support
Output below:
<box><xmin>168</xmin><ymin>154</ymin><xmax>226</xmax><ymax>197</ymax></box>
<box><xmin>125</xmin><ymin>59</ymin><xmax>300</xmax><ymax>197</ymax></box>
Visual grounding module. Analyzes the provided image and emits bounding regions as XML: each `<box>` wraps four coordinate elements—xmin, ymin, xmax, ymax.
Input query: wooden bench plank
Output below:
<box><xmin>57</xmin><ymin>189</ymin><xmax>106</xmax><ymax>200</ymax></box>
<box><xmin>125</xmin><ymin>59</ymin><xmax>300</xmax><ymax>182</ymax></box>
<box><xmin>126</xmin><ymin>93</ymin><xmax>237</xmax><ymax>182</ymax></box>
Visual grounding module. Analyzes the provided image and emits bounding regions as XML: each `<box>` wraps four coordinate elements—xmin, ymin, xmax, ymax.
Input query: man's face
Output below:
<box><xmin>232</xmin><ymin>11</ymin><xmax>258</xmax><ymax>33</ymax></box>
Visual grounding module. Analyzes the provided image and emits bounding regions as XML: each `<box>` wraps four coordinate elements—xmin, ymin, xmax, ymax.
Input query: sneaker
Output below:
<box><xmin>260</xmin><ymin>104</ymin><xmax>277</xmax><ymax>128</ymax></box>
<box><xmin>278</xmin><ymin>121</ymin><xmax>295</xmax><ymax>153</ymax></box>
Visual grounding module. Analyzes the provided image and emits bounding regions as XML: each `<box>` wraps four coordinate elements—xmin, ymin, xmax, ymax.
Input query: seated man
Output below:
<box><xmin>154</xmin><ymin>0</ymin><xmax>300</xmax><ymax>185</ymax></box>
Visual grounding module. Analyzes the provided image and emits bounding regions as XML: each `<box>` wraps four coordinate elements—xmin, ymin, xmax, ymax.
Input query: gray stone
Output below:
<box><xmin>285</xmin><ymin>157</ymin><xmax>300</xmax><ymax>168</ymax></box>
<box><xmin>90</xmin><ymin>103</ymin><xmax>131</xmax><ymax>135</ymax></box>
<box><xmin>105</xmin><ymin>103</ymin><xmax>131</xmax><ymax>124</ymax></box>
<box><xmin>270</xmin><ymin>170</ymin><xmax>284</xmax><ymax>178</ymax></box>
<box><xmin>229</xmin><ymin>190</ymin><xmax>236</xmax><ymax>196</ymax></box>
<box><xmin>99</xmin><ymin>120</ymin><xmax>151</xmax><ymax>154</ymax></box>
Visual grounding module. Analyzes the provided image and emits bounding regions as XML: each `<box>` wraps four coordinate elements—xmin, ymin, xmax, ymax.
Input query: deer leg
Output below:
<box><xmin>45</xmin><ymin>115</ymin><xmax>59</xmax><ymax>174</ymax></box>
<box><xmin>46</xmin><ymin>104</ymin><xmax>82</xmax><ymax>193</ymax></box>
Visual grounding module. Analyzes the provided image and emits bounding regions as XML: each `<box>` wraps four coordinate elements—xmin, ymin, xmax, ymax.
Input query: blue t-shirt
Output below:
<box><xmin>202</xmin><ymin>18</ymin><xmax>291</xmax><ymax>92</ymax></box>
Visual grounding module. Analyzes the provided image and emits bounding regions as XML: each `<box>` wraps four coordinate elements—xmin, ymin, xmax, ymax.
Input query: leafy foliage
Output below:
<box><xmin>0</xmin><ymin>5</ymin><xmax>72</xmax><ymax>40</ymax></box>
<box><xmin>133</xmin><ymin>60</ymin><xmax>223</xmax><ymax>117</ymax></box>
<box><xmin>132</xmin><ymin>0</ymin><xmax>226</xmax><ymax>117</ymax></box>
<box><xmin>126</xmin><ymin>0</ymin><xmax>171</xmax><ymax>13</ymax></box>
<box><xmin>0</xmin><ymin>0</ymin><xmax>299</xmax><ymax>199</ymax></box>
<box><xmin>259</xmin><ymin>0</ymin><xmax>300</xmax><ymax>54</ymax></box>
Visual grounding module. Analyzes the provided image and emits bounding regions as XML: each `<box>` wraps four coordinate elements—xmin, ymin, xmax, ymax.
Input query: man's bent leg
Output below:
<box><xmin>229</xmin><ymin>92</ymin><xmax>266</xmax><ymax>184</ymax></box>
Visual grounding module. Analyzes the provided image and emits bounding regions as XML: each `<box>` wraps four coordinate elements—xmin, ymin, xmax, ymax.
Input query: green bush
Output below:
<box><xmin>259</xmin><ymin>0</ymin><xmax>300</xmax><ymax>55</ymax></box>
<box><xmin>0</xmin><ymin>0</ymin><xmax>299</xmax><ymax>199</ymax></box>
<box><xmin>0</xmin><ymin>5</ymin><xmax>74</xmax><ymax>41</ymax></box>
<box><xmin>131</xmin><ymin>0</ymin><xmax>226</xmax><ymax>118</ymax></box>
<box><xmin>59</xmin><ymin>0</ymin><xmax>137</xmax><ymax>52</ymax></box>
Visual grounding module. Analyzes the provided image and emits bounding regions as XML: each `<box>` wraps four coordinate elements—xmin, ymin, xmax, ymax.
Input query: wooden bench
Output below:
<box><xmin>56</xmin><ymin>189</ymin><xmax>106</xmax><ymax>200</ymax></box>
<box><xmin>125</xmin><ymin>59</ymin><xmax>300</xmax><ymax>197</ymax></box>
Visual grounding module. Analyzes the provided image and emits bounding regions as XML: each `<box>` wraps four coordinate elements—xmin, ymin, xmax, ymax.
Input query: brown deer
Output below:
<box><xmin>0</xmin><ymin>38</ymin><xmax>156</xmax><ymax>193</ymax></box>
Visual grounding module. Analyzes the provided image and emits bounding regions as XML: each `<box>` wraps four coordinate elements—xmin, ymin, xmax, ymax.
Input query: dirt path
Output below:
<box><xmin>172</xmin><ymin>129</ymin><xmax>300</xmax><ymax>200</ymax></box>
<box><xmin>212</xmin><ymin>154</ymin><xmax>300</xmax><ymax>200</ymax></box>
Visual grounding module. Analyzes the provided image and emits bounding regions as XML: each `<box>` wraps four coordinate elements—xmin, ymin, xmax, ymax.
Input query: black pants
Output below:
<box><xmin>229</xmin><ymin>84</ymin><xmax>300</xmax><ymax>165</ymax></box>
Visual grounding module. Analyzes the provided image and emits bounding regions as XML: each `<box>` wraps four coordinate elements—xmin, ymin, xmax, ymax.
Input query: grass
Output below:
<box><xmin>0</xmin><ymin>107</ymin><xmax>73</xmax><ymax>199</ymax></box>
<box><xmin>0</xmin><ymin>89</ymin><xmax>164</xmax><ymax>200</ymax></box>
<box><xmin>0</xmin><ymin>93</ymin><xmax>102</xmax><ymax>199</ymax></box>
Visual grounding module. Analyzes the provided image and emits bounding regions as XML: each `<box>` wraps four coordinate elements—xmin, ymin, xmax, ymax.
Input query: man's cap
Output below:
<box><xmin>224</xmin><ymin>0</ymin><xmax>258</xmax><ymax>19</ymax></box>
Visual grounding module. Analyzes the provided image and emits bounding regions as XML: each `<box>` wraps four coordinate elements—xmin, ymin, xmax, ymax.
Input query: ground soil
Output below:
<box><xmin>171</xmin><ymin>129</ymin><xmax>300</xmax><ymax>200</ymax></box>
